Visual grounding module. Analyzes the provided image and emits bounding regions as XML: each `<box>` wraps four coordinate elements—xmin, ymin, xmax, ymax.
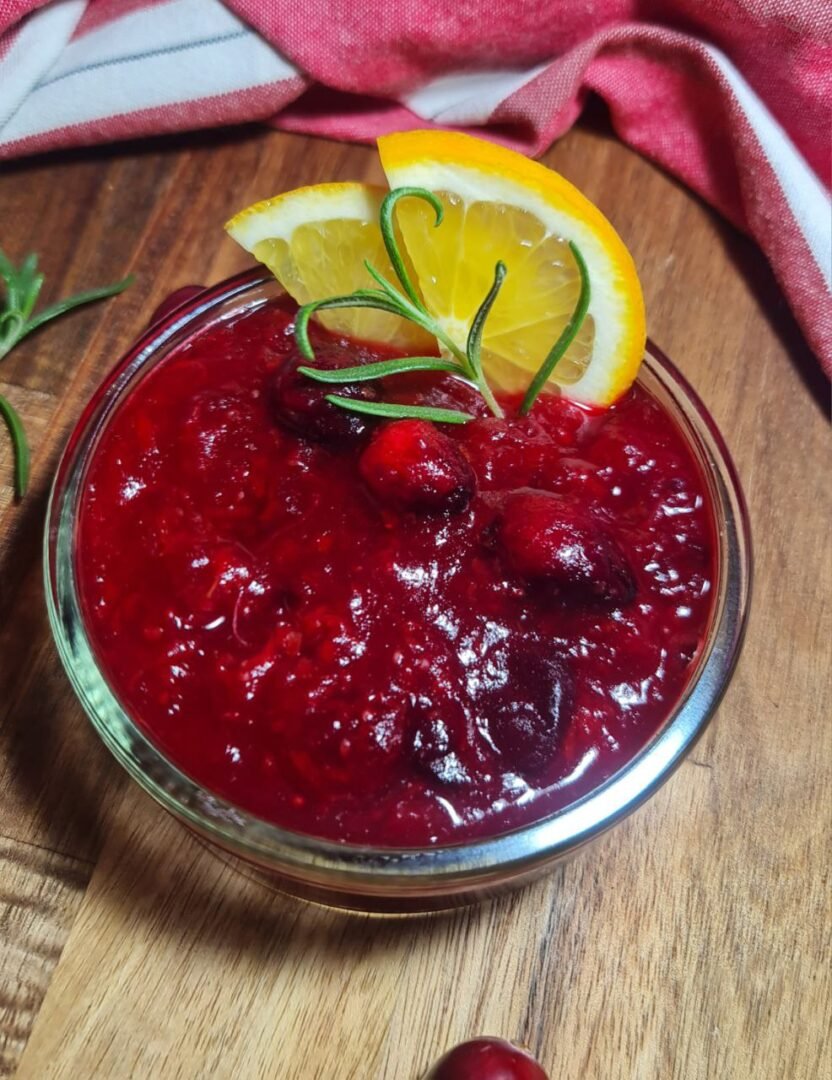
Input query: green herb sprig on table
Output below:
<box><xmin>294</xmin><ymin>187</ymin><xmax>591</xmax><ymax>425</ymax></box>
<box><xmin>0</xmin><ymin>250</ymin><xmax>132</xmax><ymax>499</ymax></box>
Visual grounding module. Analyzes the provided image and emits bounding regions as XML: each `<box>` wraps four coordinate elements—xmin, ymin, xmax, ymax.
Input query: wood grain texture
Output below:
<box><xmin>0</xmin><ymin>838</ymin><xmax>91</xmax><ymax>1077</ymax></box>
<box><xmin>0</xmin><ymin>117</ymin><xmax>830</xmax><ymax>1079</ymax></box>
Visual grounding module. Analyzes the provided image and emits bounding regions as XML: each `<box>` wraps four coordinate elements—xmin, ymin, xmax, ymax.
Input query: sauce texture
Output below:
<box><xmin>78</xmin><ymin>299</ymin><xmax>715</xmax><ymax>845</ymax></box>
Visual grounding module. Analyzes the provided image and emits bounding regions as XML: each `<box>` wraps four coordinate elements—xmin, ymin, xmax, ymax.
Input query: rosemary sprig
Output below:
<box><xmin>294</xmin><ymin>187</ymin><xmax>591</xmax><ymax>425</ymax></box>
<box><xmin>0</xmin><ymin>249</ymin><xmax>132</xmax><ymax>499</ymax></box>
<box><xmin>295</xmin><ymin>188</ymin><xmax>506</xmax><ymax>422</ymax></box>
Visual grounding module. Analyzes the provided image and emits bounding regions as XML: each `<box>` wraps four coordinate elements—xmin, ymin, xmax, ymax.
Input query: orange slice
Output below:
<box><xmin>226</xmin><ymin>134</ymin><xmax>647</xmax><ymax>406</ymax></box>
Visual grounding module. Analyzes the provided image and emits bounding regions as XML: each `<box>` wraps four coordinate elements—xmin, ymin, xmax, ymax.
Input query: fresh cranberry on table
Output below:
<box><xmin>269</xmin><ymin>343</ymin><xmax>380</xmax><ymax>441</ymax></box>
<box><xmin>359</xmin><ymin>419</ymin><xmax>476</xmax><ymax>512</ymax></box>
<box><xmin>425</xmin><ymin>1037</ymin><xmax>549</xmax><ymax>1079</ymax></box>
<box><xmin>497</xmin><ymin>488</ymin><xmax>635</xmax><ymax>606</ymax></box>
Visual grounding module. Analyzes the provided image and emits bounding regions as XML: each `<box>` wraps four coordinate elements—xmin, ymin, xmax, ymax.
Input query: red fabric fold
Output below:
<box><xmin>1</xmin><ymin>0</ymin><xmax>829</xmax><ymax>370</ymax></box>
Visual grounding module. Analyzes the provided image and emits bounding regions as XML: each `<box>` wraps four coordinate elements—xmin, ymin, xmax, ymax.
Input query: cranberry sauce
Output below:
<box><xmin>78</xmin><ymin>298</ymin><xmax>715</xmax><ymax>846</ymax></box>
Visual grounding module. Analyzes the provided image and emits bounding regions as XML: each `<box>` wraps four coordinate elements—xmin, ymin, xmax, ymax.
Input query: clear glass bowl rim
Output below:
<box><xmin>44</xmin><ymin>269</ymin><xmax>752</xmax><ymax>897</ymax></box>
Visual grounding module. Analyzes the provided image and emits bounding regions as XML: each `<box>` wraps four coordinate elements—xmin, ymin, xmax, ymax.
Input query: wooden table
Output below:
<box><xmin>0</xmin><ymin>119</ymin><xmax>829</xmax><ymax>1080</ymax></box>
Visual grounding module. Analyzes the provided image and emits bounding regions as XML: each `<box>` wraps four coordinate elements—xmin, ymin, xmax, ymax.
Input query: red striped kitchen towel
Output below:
<box><xmin>1</xmin><ymin>0</ymin><xmax>830</xmax><ymax>372</ymax></box>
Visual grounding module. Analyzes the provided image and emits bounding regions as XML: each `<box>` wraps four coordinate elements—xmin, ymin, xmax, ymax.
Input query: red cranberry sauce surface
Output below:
<box><xmin>78</xmin><ymin>298</ymin><xmax>715</xmax><ymax>846</ymax></box>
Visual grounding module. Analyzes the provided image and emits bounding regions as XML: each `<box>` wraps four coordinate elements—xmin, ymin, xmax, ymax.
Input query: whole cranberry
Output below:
<box><xmin>147</xmin><ymin>285</ymin><xmax>205</xmax><ymax>327</ymax></box>
<box><xmin>270</xmin><ymin>343</ymin><xmax>379</xmax><ymax>441</ymax></box>
<box><xmin>359</xmin><ymin>420</ymin><xmax>475</xmax><ymax>513</ymax></box>
<box><xmin>497</xmin><ymin>489</ymin><xmax>635</xmax><ymax>606</ymax></box>
<box><xmin>408</xmin><ymin>706</ymin><xmax>472</xmax><ymax>786</ymax></box>
<box><xmin>425</xmin><ymin>1037</ymin><xmax>549</xmax><ymax>1080</ymax></box>
<box><xmin>481</xmin><ymin>640</ymin><xmax>573</xmax><ymax>773</ymax></box>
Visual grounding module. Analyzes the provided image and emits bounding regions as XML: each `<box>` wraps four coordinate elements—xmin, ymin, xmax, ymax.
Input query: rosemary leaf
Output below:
<box><xmin>362</xmin><ymin>261</ymin><xmax>406</xmax><ymax>304</ymax></box>
<box><xmin>299</xmin><ymin>356</ymin><xmax>464</xmax><ymax>383</ymax></box>
<box><xmin>0</xmin><ymin>250</ymin><xmax>22</xmax><ymax>314</ymax></box>
<box><xmin>379</xmin><ymin>187</ymin><xmax>442</xmax><ymax>310</ymax></box>
<box><xmin>466</xmin><ymin>261</ymin><xmax>507</xmax><ymax>419</ymax></box>
<box><xmin>325</xmin><ymin>396</ymin><xmax>474</xmax><ymax>424</ymax></box>
<box><xmin>294</xmin><ymin>293</ymin><xmax>406</xmax><ymax>360</ymax></box>
<box><xmin>22</xmin><ymin>275</ymin><xmax>133</xmax><ymax>339</ymax></box>
<box><xmin>0</xmin><ymin>394</ymin><xmax>30</xmax><ymax>499</ymax></box>
<box><xmin>16</xmin><ymin>254</ymin><xmax>43</xmax><ymax>321</ymax></box>
<box><xmin>519</xmin><ymin>241</ymin><xmax>591</xmax><ymax>415</ymax></box>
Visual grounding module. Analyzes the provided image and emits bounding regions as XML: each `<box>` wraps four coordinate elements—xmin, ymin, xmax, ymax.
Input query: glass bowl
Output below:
<box><xmin>45</xmin><ymin>269</ymin><xmax>752</xmax><ymax>912</ymax></box>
